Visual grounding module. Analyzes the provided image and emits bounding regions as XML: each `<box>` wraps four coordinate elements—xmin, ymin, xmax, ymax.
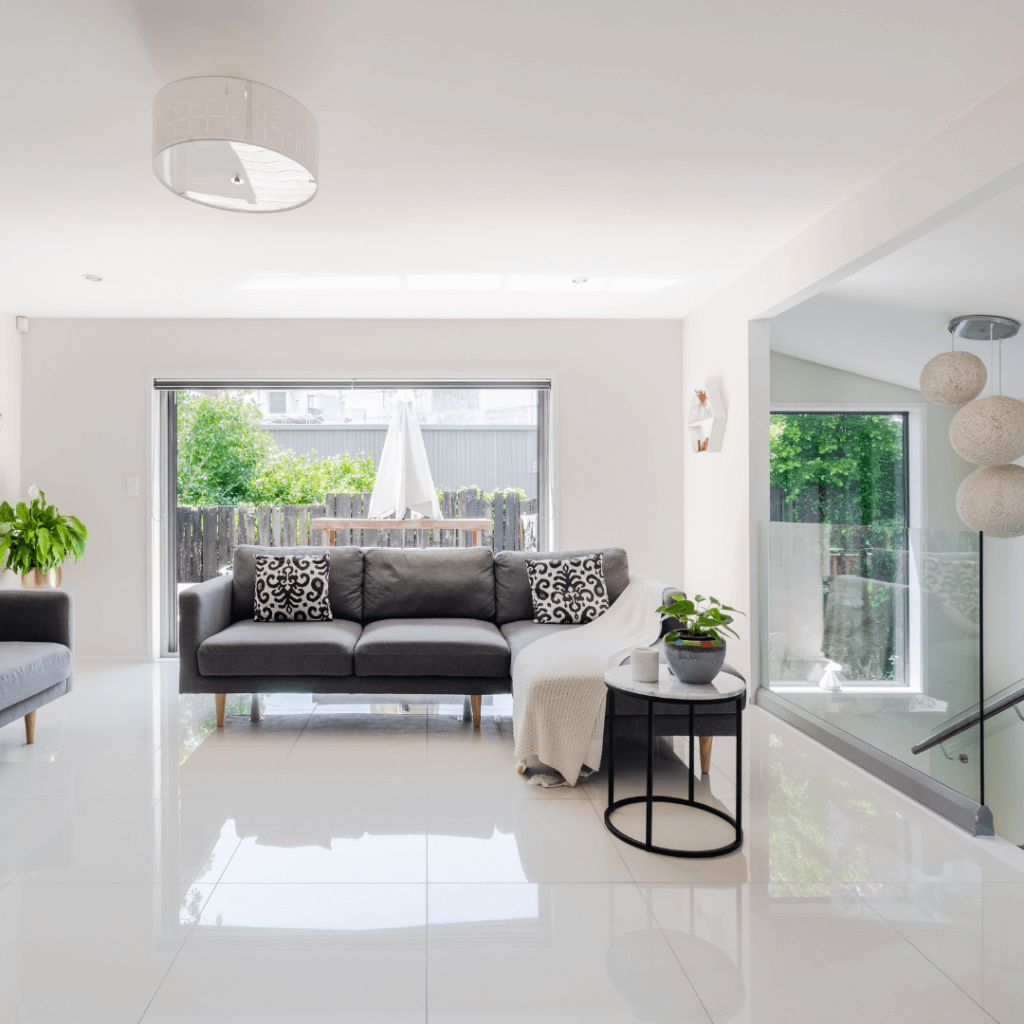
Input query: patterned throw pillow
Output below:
<box><xmin>526</xmin><ymin>554</ymin><xmax>610</xmax><ymax>624</ymax></box>
<box><xmin>254</xmin><ymin>554</ymin><xmax>333</xmax><ymax>622</ymax></box>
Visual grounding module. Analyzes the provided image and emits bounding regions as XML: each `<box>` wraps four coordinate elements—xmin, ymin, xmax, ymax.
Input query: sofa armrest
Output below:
<box><xmin>0</xmin><ymin>589</ymin><xmax>74</xmax><ymax>650</ymax></box>
<box><xmin>178</xmin><ymin>575</ymin><xmax>233</xmax><ymax>693</ymax></box>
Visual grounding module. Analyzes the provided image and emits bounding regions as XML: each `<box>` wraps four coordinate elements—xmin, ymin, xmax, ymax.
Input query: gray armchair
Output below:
<box><xmin>0</xmin><ymin>589</ymin><xmax>74</xmax><ymax>743</ymax></box>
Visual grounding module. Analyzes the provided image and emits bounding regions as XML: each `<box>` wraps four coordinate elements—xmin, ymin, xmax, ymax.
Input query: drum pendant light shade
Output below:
<box><xmin>919</xmin><ymin>350</ymin><xmax>987</xmax><ymax>406</ymax></box>
<box><xmin>152</xmin><ymin>77</ymin><xmax>318</xmax><ymax>212</ymax></box>
<box><xmin>956</xmin><ymin>464</ymin><xmax>1024</xmax><ymax>537</ymax></box>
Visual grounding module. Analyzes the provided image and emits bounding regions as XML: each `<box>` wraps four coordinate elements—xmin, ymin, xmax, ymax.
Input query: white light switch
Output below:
<box><xmin>127</xmin><ymin>478</ymin><xmax>139</xmax><ymax>496</ymax></box>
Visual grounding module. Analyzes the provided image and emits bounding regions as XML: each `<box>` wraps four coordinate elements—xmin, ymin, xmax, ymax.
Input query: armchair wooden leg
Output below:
<box><xmin>699</xmin><ymin>735</ymin><xmax>713</xmax><ymax>775</ymax></box>
<box><xmin>470</xmin><ymin>695</ymin><xmax>481</xmax><ymax>728</ymax></box>
<box><xmin>215</xmin><ymin>694</ymin><xmax>226</xmax><ymax>729</ymax></box>
<box><xmin>24</xmin><ymin>711</ymin><xmax>36</xmax><ymax>745</ymax></box>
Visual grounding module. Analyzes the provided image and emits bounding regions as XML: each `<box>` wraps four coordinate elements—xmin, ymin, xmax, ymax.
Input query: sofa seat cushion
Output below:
<box><xmin>0</xmin><ymin>642</ymin><xmax>72</xmax><ymax>709</ymax></box>
<box><xmin>197</xmin><ymin>620</ymin><xmax>361</xmax><ymax>678</ymax></box>
<box><xmin>355</xmin><ymin>618</ymin><xmax>510</xmax><ymax>678</ymax></box>
<box><xmin>499</xmin><ymin>620</ymin><xmax>584</xmax><ymax>671</ymax></box>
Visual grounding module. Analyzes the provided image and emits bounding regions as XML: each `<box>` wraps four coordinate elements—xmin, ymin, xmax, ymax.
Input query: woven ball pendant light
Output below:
<box><xmin>919</xmin><ymin>350</ymin><xmax>987</xmax><ymax>406</ymax></box>
<box><xmin>930</xmin><ymin>315</ymin><xmax>1024</xmax><ymax>536</ymax></box>
<box><xmin>956</xmin><ymin>464</ymin><xmax>1024</xmax><ymax>537</ymax></box>
<box><xmin>949</xmin><ymin>394</ymin><xmax>1024</xmax><ymax>465</ymax></box>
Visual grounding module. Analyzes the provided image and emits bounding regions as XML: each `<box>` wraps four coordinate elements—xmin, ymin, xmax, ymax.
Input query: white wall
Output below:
<box><xmin>0</xmin><ymin>311</ymin><xmax>21</xmax><ymax>589</ymax></box>
<box><xmin>681</xmin><ymin>69</ymin><xmax>1024</xmax><ymax>691</ymax></box>
<box><xmin>21</xmin><ymin>318</ymin><xmax>683</xmax><ymax>657</ymax></box>
<box><xmin>769</xmin><ymin>350</ymin><xmax>970</xmax><ymax>532</ymax></box>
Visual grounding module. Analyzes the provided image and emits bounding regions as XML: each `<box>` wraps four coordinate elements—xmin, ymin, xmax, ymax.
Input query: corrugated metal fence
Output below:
<box><xmin>177</xmin><ymin>491</ymin><xmax>539</xmax><ymax>584</ymax></box>
<box><xmin>266</xmin><ymin>424</ymin><xmax>538</xmax><ymax>497</ymax></box>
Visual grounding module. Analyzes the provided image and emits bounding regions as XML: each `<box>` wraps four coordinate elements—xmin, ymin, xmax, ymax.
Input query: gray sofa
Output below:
<box><xmin>0</xmin><ymin>590</ymin><xmax>75</xmax><ymax>744</ymax></box>
<box><xmin>179</xmin><ymin>545</ymin><xmax>744</xmax><ymax>768</ymax></box>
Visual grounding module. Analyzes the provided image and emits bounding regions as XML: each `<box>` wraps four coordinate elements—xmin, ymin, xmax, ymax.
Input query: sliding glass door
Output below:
<box><xmin>159</xmin><ymin>380</ymin><xmax>551</xmax><ymax>655</ymax></box>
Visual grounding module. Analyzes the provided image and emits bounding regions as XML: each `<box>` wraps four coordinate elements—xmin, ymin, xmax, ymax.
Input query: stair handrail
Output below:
<box><xmin>911</xmin><ymin>678</ymin><xmax>1024</xmax><ymax>755</ymax></box>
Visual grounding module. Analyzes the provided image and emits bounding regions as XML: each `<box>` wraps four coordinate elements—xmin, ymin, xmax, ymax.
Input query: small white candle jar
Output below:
<box><xmin>631</xmin><ymin>647</ymin><xmax>660</xmax><ymax>684</ymax></box>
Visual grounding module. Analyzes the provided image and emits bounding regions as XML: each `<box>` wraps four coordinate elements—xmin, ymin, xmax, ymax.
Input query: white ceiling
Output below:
<box><xmin>5</xmin><ymin>0</ymin><xmax>1024</xmax><ymax>318</ymax></box>
<box><xmin>827</xmin><ymin>176</ymin><xmax>1024</xmax><ymax>323</ymax></box>
<box><xmin>776</xmin><ymin>177</ymin><xmax>1024</xmax><ymax>391</ymax></box>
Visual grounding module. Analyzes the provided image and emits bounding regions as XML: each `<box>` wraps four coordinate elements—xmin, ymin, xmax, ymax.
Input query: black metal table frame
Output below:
<box><xmin>604</xmin><ymin>684</ymin><xmax>743</xmax><ymax>858</ymax></box>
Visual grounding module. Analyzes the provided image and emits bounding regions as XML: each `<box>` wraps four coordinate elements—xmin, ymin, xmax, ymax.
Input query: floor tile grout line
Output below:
<box><xmin>269</xmin><ymin>709</ymin><xmax>316</xmax><ymax>771</ymax></box>
<box><xmin>632</xmin><ymin>880</ymin><xmax>719</xmax><ymax>1024</ymax></box>
<box><xmin>135</xmin><ymin>884</ymin><xmax>211</xmax><ymax>1024</ymax></box>
<box><xmin>840</xmin><ymin>879</ymin><xmax>996</xmax><ymax>1020</ymax></box>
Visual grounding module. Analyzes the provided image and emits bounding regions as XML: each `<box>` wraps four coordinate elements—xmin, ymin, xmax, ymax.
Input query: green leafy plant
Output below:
<box><xmin>656</xmin><ymin>594</ymin><xmax>743</xmax><ymax>648</ymax></box>
<box><xmin>0</xmin><ymin>490</ymin><xmax>88</xmax><ymax>573</ymax></box>
<box><xmin>247</xmin><ymin>448</ymin><xmax>376</xmax><ymax>505</ymax></box>
<box><xmin>177</xmin><ymin>391</ymin><xmax>376</xmax><ymax>506</ymax></box>
<box><xmin>770</xmin><ymin>412</ymin><xmax>905</xmax><ymax>527</ymax></box>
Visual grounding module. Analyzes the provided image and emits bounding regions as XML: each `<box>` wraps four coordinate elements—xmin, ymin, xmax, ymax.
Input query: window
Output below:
<box><xmin>157</xmin><ymin>379</ymin><xmax>551</xmax><ymax>654</ymax></box>
<box><xmin>769</xmin><ymin>408</ymin><xmax>917</xmax><ymax>689</ymax></box>
<box><xmin>770</xmin><ymin>412</ymin><xmax>907</xmax><ymax>527</ymax></box>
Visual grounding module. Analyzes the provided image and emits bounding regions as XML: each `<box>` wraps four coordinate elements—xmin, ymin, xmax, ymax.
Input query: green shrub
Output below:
<box><xmin>177</xmin><ymin>392</ymin><xmax>376</xmax><ymax>507</ymax></box>
<box><xmin>178</xmin><ymin>392</ymin><xmax>273</xmax><ymax>506</ymax></box>
<box><xmin>248</xmin><ymin>449</ymin><xmax>377</xmax><ymax>505</ymax></box>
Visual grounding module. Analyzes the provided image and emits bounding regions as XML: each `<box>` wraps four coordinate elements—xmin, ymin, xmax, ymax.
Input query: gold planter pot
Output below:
<box><xmin>22</xmin><ymin>567</ymin><xmax>62</xmax><ymax>589</ymax></box>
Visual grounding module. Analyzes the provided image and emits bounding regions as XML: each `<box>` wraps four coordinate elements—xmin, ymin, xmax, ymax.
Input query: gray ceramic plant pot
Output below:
<box><xmin>664</xmin><ymin>638</ymin><xmax>726</xmax><ymax>684</ymax></box>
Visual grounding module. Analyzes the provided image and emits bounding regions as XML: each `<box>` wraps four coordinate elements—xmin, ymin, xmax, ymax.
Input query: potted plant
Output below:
<box><xmin>0</xmin><ymin>486</ymin><xmax>88</xmax><ymax>589</ymax></box>
<box><xmin>656</xmin><ymin>593</ymin><xmax>743</xmax><ymax>683</ymax></box>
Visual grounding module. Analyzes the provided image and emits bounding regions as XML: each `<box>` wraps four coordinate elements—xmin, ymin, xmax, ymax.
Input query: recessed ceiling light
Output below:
<box><xmin>82</xmin><ymin>274</ymin><xmax>102</xmax><ymax>282</ymax></box>
<box><xmin>572</xmin><ymin>277</ymin><xmax>589</xmax><ymax>284</ymax></box>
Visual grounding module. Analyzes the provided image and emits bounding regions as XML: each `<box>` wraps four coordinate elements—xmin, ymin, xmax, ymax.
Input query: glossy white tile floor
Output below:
<box><xmin>2</xmin><ymin>660</ymin><xmax>1023</xmax><ymax>1022</ymax></box>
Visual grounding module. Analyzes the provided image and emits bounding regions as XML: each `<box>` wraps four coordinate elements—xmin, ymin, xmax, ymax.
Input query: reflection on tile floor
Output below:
<box><xmin>0</xmin><ymin>658</ymin><xmax>1022</xmax><ymax>1021</ymax></box>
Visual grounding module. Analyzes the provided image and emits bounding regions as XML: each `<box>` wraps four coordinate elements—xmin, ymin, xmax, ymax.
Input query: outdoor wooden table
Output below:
<box><xmin>310</xmin><ymin>518</ymin><xmax>493</xmax><ymax>547</ymax></box>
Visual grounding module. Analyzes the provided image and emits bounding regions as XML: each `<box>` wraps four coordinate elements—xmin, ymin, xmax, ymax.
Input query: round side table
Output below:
<box><xmin>603</xmin><ymin>663</ymin><xmax>745</xmax><ymax>858</ymax></box>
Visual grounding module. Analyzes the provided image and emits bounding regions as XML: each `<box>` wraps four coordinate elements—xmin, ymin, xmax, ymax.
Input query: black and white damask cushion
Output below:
<box><xmin>525</xmin><ymin>554</ymin><xmax>610</xmax><ymax>624</ymax></box>
<box><xmin>254</xmin><ymin>554</ymin><xmax>333</xmax><ymax>622</ymax></box>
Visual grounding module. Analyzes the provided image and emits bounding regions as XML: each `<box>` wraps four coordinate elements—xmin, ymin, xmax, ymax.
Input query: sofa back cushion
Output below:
<box><xmin>493</xmin><ymin>547</ymin><xmax>629</xmax><ymax>625</ymax></box>
<box><xmin>361</xmin><ymin>547</ymin><xmax>496</xmax><ymax>622</ymax></box>
<box><xmin>232</xmin><ymin>546</ymin><xmax>363</xmax><ymax>622</ymax></box>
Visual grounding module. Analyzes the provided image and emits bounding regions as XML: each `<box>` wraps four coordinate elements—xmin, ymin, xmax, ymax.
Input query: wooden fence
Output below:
<box><xmin>177</xmin><ymin>491</ymin><xmax>537</xmax><ymax>584</ymax></box>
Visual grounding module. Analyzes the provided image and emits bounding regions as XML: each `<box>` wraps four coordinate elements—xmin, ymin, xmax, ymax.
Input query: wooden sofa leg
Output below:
<box><xmin>699</xmin><ymin>735</ymin><xmax>713</xmax><ymax>775</ymax></box>
<box><xmin>470</xmin><ymin>695</ymin><xmax>481</xmax><ymax>728</ymax></box>
<box><xmin>24</xmin><ymin>711</ymin><xmax>36</xmax><ymax>745</ymax></box>
<box><xmin>215</xmin><ymin>694</ymin><xmax>226</xmax><ymax>729</ymax></box>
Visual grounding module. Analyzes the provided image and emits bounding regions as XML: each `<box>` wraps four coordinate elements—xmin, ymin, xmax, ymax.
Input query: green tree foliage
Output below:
<box><xmin>177</xmin><ymin>392</ymin><xmax>377</xmax><ymax>507</ymax></box>
<box><xmin>177</xmin><ymin>392</ymin><xmax>273</xmax><ymax>506</ymax></box>
<box><xmin>770</xmin><ymin>413</ymin><xmax>905</xmax><ymax>527</ymax></box>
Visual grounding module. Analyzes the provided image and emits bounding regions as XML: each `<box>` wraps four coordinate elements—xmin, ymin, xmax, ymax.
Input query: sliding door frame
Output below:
<box><xmin>157</xmin><ymin>378</ymin><xmax>554</xmax><ymax>657</ymax></box>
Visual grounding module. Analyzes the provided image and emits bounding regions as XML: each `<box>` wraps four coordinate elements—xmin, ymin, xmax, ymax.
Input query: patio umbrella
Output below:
<box><xmin>367</xmin><ymin>391</ymin><xmax>442</xmax><ymax>519</ymax></box>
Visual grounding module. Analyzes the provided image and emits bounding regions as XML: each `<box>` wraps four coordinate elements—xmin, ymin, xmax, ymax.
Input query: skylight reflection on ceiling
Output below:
<box><xmin>237</xmin><ymin>274</ymin><xmax>684</xmax><ymax>292</ymax></box>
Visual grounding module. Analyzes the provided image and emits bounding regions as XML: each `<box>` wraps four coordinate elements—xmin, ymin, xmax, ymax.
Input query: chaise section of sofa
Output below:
<box><xmin>0</xmin><ymin>590</ymin><xmax>74</xmax><ymax>744</ymax></box>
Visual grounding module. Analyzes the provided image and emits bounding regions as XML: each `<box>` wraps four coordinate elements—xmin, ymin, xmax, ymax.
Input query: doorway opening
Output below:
<box><xmin>158</xmin><ymin>380</ymin><xmax>551</xmax><ymax>655</ymax></box>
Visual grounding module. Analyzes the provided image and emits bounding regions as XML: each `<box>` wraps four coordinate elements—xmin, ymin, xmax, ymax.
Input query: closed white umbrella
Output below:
<box><xmin>367</xmin><ymin>391</ymin><xmax>442</xmax><ymax>520</ymax></box>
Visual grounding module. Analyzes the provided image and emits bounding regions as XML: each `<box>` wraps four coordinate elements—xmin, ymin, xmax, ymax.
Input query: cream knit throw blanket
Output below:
<box><xmin>512</xmin><ymin>574</ymin><xmax>667</xmax><ymax>786</ymax></box>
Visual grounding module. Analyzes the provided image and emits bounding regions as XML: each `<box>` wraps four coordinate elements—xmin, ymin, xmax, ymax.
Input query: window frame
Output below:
<box><xmin>768</xmin><ymin>401</ymin><xmax>927</xmax><ymax>694</ymax></box>
<box><xmin>156</xmin><ymin>379</ymin><xmax>553</xmax><ymax>657</ymax></box>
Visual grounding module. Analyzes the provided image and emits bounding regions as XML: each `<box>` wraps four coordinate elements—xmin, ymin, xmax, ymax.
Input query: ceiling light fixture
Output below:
<box><xmin>152</xmin><ymin>77</ymin><xmax>318</xmax><ymax>213</ymax></box>
<box><xmin>82</xmin><ymin>274</ymin><xmax>102</xmax><ymax>282</ymax></box>
<box><xmin>572</xmin><ymin>277</ymin><xmax>589</xmax><ymax>284</ymax></box>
